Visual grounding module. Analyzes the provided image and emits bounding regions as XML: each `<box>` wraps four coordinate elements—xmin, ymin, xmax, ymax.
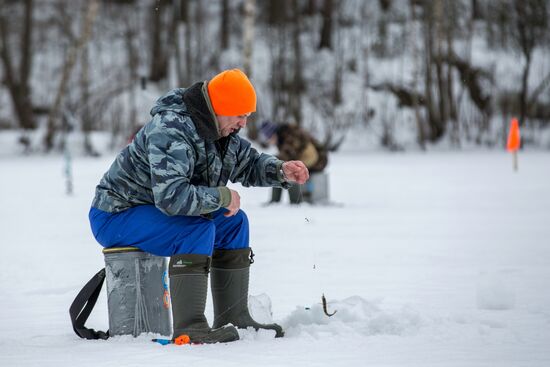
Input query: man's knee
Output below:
<box><xmin>213</xmin><ymin>209</ymin><xmax>249</xmax><ymax>251</ymax></box>
<box><xmin>173</xmin><ymin>220</ymin><xmax>216</xmax><ymax>255</ymax></box>
<box><xmin>233</xmin><ymin>210</ymin><xmax>249</xmax><ymax>231</ymax></box>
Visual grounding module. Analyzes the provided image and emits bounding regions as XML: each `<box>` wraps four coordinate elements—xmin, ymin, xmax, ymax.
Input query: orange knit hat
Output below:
<box><xmin>207</xmin><ymin>69</ymin><xmax>257</xmax><ymax>116</ymax></box>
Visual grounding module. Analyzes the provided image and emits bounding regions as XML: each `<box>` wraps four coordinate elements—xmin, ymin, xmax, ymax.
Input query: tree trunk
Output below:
<box><xmin>174</xmin><ymin>0</ymin><xmax>192</xmax><ymax>86</ymax></box>
<box><xmin>20</xmin><ymin>0</ymin><xmax>33</xmax><ymax>103</ymax></box>
<box><xmin>304</xmin><ymin>0</ymin><xmax>316</xmax><ymax>16</ymax></box>
<box><xmin>423</xmin><ymin>2</ymin><xmax>445</xmax><ymax>142</ymax></box>
<box><xmin>270</xmin><ymin>34</ymin><xmax>283</xmax><ymax>122</ymax></box>
<box><xmin>268</xmin><ymin>0</ymin><xmax>286</xmax><ymax>25</ymax></box>
<box><xmin>332</xmin><ymin>3</ymin><xmax>343</xmax><ymax>107</ymax></box>
<box><xmin>0</xmin><ymin>0</ymin><xmax>36</xmax><ymax>132</ymax></box>
<box><xmin>409</xmin><ymin>0</ymin><xmax>426</xmax><ymax>149</ymax></box>
<box><xmin>446</xmin><ymin>28</ymin><xmax>457</xmax><ymax>122</ymax></box>
<box><xmin>360</xmin><ymin>2</ymin><xmax>372</xmax><ymax>129</ymax></box>
<box><xmin>434</xmin><ymin>0</ymin><xmax>448</xmax><ymax>129</ymax></box>
<box><xmin>289</xmin><ymin>0</ymin><xmax>303</xmax><ymax>125</ymax></box>
<box><xmin>125</xmin><ymin>17</ymin><xmax>139</xmax><ymax>140</ymax></box>
<box><xmin>269</xmin><ymin>6</ymin><xmax>288</xmax><ymax>123</ymax></box>
<box><xmin>149</xmin><ymin>0</ymin><xmax>168</xmax><ymax>82</ymax></box>
<box><xmin>423</xmin><ymin>5</ymin><xmax>436</xmax><ymax>141</ymax></box>
<box><xmin>318</xmin><ymin>0</ymin><xmax>333</xmax><ymax>50</ymax></box>
<box><xmin>80</xmin><ymin>43</ymin><xmax>96</xmax><ymax>156</ymax></box>
<box><xmin>194</xmin><ymin>0</ymin><xmax>204</xmax><ymax>77</ymax></box>
<box><xmin>471</xmin><ymin>0</ymin><xmax>481</xmax><ymax>20</ymax></box>
<box><xmin>44</xmin><ymin>0</ymin><xmax>99</xmax><ymax>151</ymax></box>
<box><xmin>446</xmin><ymin>15</ymin><xmax>459</xmax><ymax>146</ymax></box>
<box><xmin>220</xmin><ymin>0</ymin><xmax>229</xmax><ymax>50</ymax></box>
<box><xmin>519</xmin><ymin>52</ymin><xmax>531</xmax><ymax>127</ymax></box>
<box><xmin>243</xmin><ymin>0</ymin><xmax>255</xmax><ymax>77</ymax></box>
<box><xmin>243</xmin><ymin>0</ymin><xmax>257</xmax><ymax>138</ymax></box>
<box><xmin>173</xmin><ymin>0</ymin><xmax>184</xmax><ymax>86</ymax></box>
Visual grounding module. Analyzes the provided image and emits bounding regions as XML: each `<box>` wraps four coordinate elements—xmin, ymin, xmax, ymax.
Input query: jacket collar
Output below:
<box><xmin>182</xmin><ymin>82</ymin><xmax>221</xmax><ymax>141</ymax></box>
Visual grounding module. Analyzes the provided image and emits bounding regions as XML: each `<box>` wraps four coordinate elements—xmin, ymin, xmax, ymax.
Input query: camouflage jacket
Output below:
<box><xmin>276</xmin><ymin>124</ymin><xmax>328</xmax><ymax>173</ymax></box>
<box><xmin>92</xmin><ymin>82</ymin><xmax>286</xmax><ymax>216</ymax></box>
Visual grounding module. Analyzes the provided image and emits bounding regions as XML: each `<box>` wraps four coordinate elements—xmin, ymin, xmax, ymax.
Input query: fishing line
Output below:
<box><xmin>299</xmin><ymin>184</ymin><xmax>337</xmax><ymax>317</ymax></box>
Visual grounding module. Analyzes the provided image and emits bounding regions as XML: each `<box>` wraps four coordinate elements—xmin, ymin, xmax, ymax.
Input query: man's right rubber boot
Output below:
<box><xmin>210</xmin><ymin>248</ymin><xmax>284</xmax><ymax>337</ymax></box>
<box><xmin>288</xmin><ymin>184</ymin><xmax>302</xmax><ymax>204</ymax></box>
<box><xmin>169</xmin><ymin>254</ymin><xmax>239</xmax><ymax>344</ymax></box>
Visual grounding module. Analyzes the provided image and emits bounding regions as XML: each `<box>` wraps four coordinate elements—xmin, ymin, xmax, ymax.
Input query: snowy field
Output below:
<box><xmin>1</xmin><ymin>149</ymin><xmax>550</xmax><ymax>366</ymax></box>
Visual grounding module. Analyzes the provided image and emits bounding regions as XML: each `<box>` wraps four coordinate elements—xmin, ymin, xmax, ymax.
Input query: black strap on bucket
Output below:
<box><xmin>69</xmin><ymin>268</ymin><xmax>109</xmax><ymax>340</ymax></box>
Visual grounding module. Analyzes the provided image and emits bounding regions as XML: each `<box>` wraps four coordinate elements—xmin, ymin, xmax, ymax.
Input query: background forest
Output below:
<box><xmin>1</xmin><ymin>3</ymin><xmax>550</xmax><ymax>365</ymax></box>
<box><xmin>1</xmin><ymin>0</ymin><xmax>550</xmax><ymax>154</ymax></box>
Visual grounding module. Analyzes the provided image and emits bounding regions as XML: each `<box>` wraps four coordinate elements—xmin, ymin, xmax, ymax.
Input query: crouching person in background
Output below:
<box><xmin>260</xmin><ymin>120</ymin><xmax>328</xmax><ymax>204</ymax></box>
<box><xmin>88</xmin><ymin>69</ymin><xmax>309</xmax><ymax>344</ymax></box>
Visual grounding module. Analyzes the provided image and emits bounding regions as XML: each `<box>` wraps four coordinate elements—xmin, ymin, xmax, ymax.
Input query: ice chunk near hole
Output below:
<box><xmin>235</xmin><ymin>293</ymin><xmax>278</xmax><ymax>340</ymax></box>
<box><xmin>249</xmin><ymin>293</ymin><xmax>275</xmax><ymax>324</ymax></box>
<box><xmin>476</xmin><ymin>271</ymin><xmax>516</xmax><ymax>310</ymax></box>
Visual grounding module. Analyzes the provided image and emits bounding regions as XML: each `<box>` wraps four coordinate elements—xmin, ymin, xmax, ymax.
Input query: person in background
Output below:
<box><xmin>259</xmin><ymin>120</ymin><xmax>328</xmax><ymax>204</ymax></box>
<box><xmin>89</xmin><ymin>69</ymin><xmax>309</xmax><ymax>344</ymax></box>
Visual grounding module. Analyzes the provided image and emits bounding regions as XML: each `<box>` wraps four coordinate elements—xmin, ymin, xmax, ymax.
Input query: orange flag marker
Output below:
<box><xmin>506</xmin><ymin>118</ymin><xmax>521</xmax><ymax>171</ymax></box>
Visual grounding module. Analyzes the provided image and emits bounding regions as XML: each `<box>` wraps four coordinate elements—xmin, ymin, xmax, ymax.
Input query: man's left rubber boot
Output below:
<box><xmin>210</xmin><ymin>248</ymin><xmax>284</xmax><ymax>337</ymax></box>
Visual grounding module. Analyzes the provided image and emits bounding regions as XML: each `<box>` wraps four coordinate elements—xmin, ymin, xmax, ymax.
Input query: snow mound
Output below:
<box><xmin>476</xmin><ymin>271</ymin><xmax>516</xmax><ymax>310</ymax></box>
<box><xmin>281</xmin><ymin>296</ymin><xmax>424</xmax><ymax>338</ymax></box>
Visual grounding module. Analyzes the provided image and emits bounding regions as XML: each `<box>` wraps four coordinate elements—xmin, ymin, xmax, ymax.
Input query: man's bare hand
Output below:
<box><xmin>282</xmin><ymin>161</ymin><xmax>310</xmax><ymax>184</ymax></box>
<box><xmin>224</xmin><ymin>189</ymin><xmax>241</xmax><ymax>216</ymax></box>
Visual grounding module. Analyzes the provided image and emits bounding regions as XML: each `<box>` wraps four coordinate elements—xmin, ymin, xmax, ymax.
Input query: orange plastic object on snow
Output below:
<box><xmin>174</xmin><ymin>334</ymin><xmax>191</xmax><ymax>345</ymax></box>
<box><xmin>506</xmin><ymin>118</ymin><xmax>521</xmax><ymax>152</ymax></box>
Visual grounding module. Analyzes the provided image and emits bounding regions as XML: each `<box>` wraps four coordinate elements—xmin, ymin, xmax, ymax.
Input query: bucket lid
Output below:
<box><xmin>102</xmin><ymin>246</ymin><xmax>143</xmax><ymax>254</ymax></box>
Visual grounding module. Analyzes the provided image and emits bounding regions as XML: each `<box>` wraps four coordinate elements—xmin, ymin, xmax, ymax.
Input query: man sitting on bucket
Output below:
<box><xmin>89</xmin><ymin>69</ymin><xmax>309</xmax><ymax>343</ymax></box>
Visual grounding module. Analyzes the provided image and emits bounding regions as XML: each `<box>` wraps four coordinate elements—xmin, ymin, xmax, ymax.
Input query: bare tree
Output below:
<box><xmin>173</xmin><ymin>0</ymin><xmax>192</xmax><ymax>86</ymax></box>
<box><xmin>434</xmin><ymin>0</ymin><xmax>449</xmax><ymax>131</ymax></box>
<box><xmin>408</xmin><ymin>0</ymin><xmax>426</xmax><ymax>149</ymax></box>
<box><xmin>125</xmin><ymin>14</ymin><xmax>140</xmax><ymax>141</ymax></box>
<box><xmin>471</xmin><ymin>0</ymin><xmax>482</xmax><ymax>20</ymax></box>
<box><xmin>268</xmin><ymin>0</ymin><xmax>289</xmax><ymax>123</ymax></box>
<box><xmin>243</xmin><ymin>0</ymin><xmax>255</xmax><ymax>77</ymax></box>
<box><xmin>373</xmin><ymin>0</ymin><xmax>391</xmax><ymax>57</ymax></box>
<box><xmin>149</xmin><ymin>0</ymin><xmax>169</xmax><ymax>82</ymax></box>
<box><xmin>0</xmin><ymin>0</ymin><xmax>36</xmax><ymax>148</ymax></box>
<box><xmin>512</xmin><ymin>0</ymin><xmax>548</xmax><ymax>127</ymax></box>
<box><xmin>80</xmin><ymin>41</ymin><xmax>97</xmax><ymax>156</ymax></box>
<box><xmin>422</xmin><ymin>2</ymin><xmax>444</xmax><ymax>142</ymax></box>
<box><xmin>445</xmin><ymin>1</ymin><xmax>458</xmax><ymax>145</ymax></box>
<box><xmin>318</xmin><ymin>0</ymin><xmax>333</xmax><ymax>50</ymax></box>
<box><xmin>242</xmin><ymin>0</ymin><xmax>258</xmax><ymax>138</ymax></box>
<box><xmin>44</xmin><ymin>0</ymin><xmax>100</xmax><ymax>151</ymax></box>
<box><xmin>289</xmin><ymin>0</ymin><xmax>303</xmax><ymax>126</ymax></box>
<box><xmin>193</xmin><ymin>0</ymin><xmax>205</xmax><ymax>77</ymax></box>
<box><xmin>220</xmin><ymin>0</ymin><xmax>230</xmax><ymax>50</ymax></box>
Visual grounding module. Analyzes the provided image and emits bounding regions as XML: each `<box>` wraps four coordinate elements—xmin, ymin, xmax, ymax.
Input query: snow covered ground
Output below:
<box><xmin>1</xmin><ymin>149</ymin><xmax>549</xmax><ymax>366</ymax></box>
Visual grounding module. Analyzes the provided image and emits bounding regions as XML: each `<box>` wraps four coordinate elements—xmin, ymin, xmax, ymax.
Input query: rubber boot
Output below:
<box><xmin>210</xmin><ymin>248</ymin><xmax>284</xmax><ymax>337</ymax></box>
<box><xmin>263</xmin><ymin>187</ymin><xmax>282</xmax><ymax>206</ymax></box>
<box><xmin>288</xmin><ymin>184</ymin><xmax>302</xmax><ymax>204</ymax></box>
<box><xmin>169</xmin><ymin>254</ymin><xmax>239</xmax><ymax>344</ymax></box>
<box><xmin>270</xmin><ymin>187</ymin><xmax>282</xmax><ymax>203</ymax></box>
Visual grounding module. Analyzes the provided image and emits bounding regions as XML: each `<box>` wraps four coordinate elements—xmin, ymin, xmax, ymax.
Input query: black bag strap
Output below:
<box><xmin>69</xmin><ymin>268</ymin><xmax>109</xmax><ymax>340</ymax></box>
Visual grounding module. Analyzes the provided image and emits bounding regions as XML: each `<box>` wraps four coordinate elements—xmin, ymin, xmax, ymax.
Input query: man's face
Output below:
<box><xmin>217</xmin><ymin>114</ymin><xmax>250</xmax><ymax>137</ymax></box>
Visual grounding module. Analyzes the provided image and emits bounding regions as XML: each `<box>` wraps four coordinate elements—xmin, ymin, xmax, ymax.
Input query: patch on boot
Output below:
<box><xmin>169</xmin><ymin>254</ymin><xmax>210</xmax><ymax>275</ymax></box>
<box><xmin>173</xmin><ymin>259</ymin><xmax>193</xmax><ymax>268</ymax></box>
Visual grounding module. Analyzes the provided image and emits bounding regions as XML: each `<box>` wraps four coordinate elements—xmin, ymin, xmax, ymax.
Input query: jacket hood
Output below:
<box><xmin>150</xmin><ymin>88</ymin><xmax>187</xmax><ymax>116</ymax></box>
<box><xmin>150</xmin><ymin>83</ymin><xmax>221</xmax><ymax>141</ymax></box>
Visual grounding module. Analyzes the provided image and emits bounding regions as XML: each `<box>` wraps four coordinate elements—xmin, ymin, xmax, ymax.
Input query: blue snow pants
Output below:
<box><xmin>89</xmin><ymin>205</ymin><xmax>249</xmax><ymax>256</ymax></box>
